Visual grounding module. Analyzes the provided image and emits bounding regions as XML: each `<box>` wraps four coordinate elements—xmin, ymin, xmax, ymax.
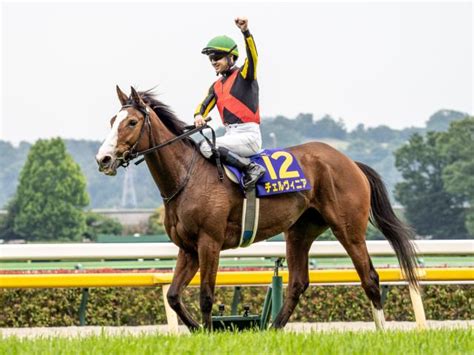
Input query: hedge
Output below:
<box><xmin>0</xmin><ymin>285</ymin><xmax>471</xmax><ymax>327</ymax></box>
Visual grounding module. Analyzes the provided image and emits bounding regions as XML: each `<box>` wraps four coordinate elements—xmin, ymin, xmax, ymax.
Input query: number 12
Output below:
<box><xmin>261</xmin><ymin>151</ymin><xmax>300</xmax><ymax>180</ymax></box>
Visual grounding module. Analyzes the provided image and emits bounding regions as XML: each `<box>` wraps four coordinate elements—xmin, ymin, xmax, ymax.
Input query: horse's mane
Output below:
<box><xmin>132</xmin><ymin>89</ymin><xmax>197</xmax><ymax>148</ymax></box>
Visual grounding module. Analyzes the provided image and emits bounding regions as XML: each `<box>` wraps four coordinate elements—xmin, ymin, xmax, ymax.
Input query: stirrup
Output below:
<box><xmin>243</xmin><ymin>164</ymin><xmax>266</xmax><ymax>189</ymax></box>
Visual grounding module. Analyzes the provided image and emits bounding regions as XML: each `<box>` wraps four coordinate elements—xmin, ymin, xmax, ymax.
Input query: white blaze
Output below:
<box><xmin>96</xmin><ymin>110</ymin><xmax>128</xmax><ymax>160</ymax></box>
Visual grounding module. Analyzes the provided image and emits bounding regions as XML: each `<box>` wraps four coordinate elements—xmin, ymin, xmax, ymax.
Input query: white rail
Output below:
<box><xmin>1</xmin><ymin>240</ymin><xmax>472</xmax><ymax>261</ymax></box>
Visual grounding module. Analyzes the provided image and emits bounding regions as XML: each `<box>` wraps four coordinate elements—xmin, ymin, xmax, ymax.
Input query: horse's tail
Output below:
<box><xmin>356</xmin><ymin>161</ymin><xmax>419</xmax><ymax>288</ymax></box>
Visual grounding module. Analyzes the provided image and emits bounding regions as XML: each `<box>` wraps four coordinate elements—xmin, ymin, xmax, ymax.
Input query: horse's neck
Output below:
<box><xmin>144</xmin><ymin>118</ymin><xmax>197</xmax><ymax>199</ymax></box>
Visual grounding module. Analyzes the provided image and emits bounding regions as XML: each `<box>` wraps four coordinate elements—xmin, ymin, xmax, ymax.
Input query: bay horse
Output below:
<box><xmin>96</xmin><ymin>86</ymin><xmax>419</xmax><ymax>331</ymax></box>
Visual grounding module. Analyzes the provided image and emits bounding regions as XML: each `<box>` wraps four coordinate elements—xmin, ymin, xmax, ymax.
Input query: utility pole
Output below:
<box><xmin>120</xmin><ymin>167</ymin><xmax>138</xmax><ymax>208</ymax></box>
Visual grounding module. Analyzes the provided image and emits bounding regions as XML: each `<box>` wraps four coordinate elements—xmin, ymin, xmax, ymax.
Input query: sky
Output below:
<box><xmin>1</xmin><ymin>1</ymin><xmax>472</xmax><ymax>144</ymax></box>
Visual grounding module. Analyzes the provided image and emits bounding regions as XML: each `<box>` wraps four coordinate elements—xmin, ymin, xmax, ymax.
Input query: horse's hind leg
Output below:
<box><xmin>316</xmin><ymin>166</ymin><xmax>386</xmax><ymax>330</ymax></box>
<box><xmin>166</xmin><ymin>248</ymin><xmax>200</xmax><ymax>331</ymax></box>
<box><xmin>347</xmin><ymin>241</ymin><xmax>386</xmax><ymax>330</ymax></box>
<box><xmin>272</xmin><ymin>210</ymin><xmax>326</xmax><ymax>329</ymax></box>
<box><xmin>333</xmin><ymin>227</ymin><xmax>386</xmax><ymax>330</ymax></box>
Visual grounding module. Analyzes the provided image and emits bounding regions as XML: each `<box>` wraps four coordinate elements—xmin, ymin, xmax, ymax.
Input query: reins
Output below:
<box><xmin>117</xmin><ymin>105</ymin><xmax>223</xmax><ymax>204</ymax></box>
<box><xmin>132</xmin><ymin>123</ymin><xmax>214</xmax><ymax>166</ymax></box>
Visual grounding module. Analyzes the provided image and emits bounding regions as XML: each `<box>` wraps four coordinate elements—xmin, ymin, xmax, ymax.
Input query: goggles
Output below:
<box><xmin>208</xmin><ymin>53</ymin><xmax>227</xmax><ymax>62</ymax></box>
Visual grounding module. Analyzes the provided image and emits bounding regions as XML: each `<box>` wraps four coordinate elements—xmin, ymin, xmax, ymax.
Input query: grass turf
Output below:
<box><xmin>0</xmin><ymin>328</ymin><xmax>471</xmax><ymax>355</ymax></box>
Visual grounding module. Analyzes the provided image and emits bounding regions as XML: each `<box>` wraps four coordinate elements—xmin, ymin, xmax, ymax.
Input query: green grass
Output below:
<box><xmin>0</xmin><ymin>329</ymin><xmax>472</xmax><ymax>355</ymax></box>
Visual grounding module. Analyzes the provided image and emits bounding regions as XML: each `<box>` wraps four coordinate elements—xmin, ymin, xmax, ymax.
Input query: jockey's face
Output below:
<box><xmin>210</xmin><ymin>54</ymin><xmax>233</xmax><ymax>74</ymax></box>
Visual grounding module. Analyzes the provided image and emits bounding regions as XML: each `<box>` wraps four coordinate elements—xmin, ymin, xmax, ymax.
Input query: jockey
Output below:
<box><xmin>194</xmin><ymin>17</ymin><xmax>266</xmax><ymax>190</ymax></box>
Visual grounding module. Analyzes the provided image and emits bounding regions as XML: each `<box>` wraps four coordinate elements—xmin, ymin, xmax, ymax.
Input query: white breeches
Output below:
<box><xmin>200</xmin><ymin>122</ymin><xmax>262</xmax><ymax>158</ymax></box>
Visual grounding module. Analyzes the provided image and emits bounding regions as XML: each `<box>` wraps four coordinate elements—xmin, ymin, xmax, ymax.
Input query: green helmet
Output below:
<box><xmin>201</xmin><ymin>35</ymin><xmax>239</xmax><ymax>58</ymax></box>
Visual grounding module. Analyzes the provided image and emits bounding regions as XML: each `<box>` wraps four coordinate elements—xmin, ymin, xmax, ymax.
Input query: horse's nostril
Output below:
<box><xmin>100</xmin><ymin>155</ymin><xmax>112</xmax><ymax>166</ymax></box>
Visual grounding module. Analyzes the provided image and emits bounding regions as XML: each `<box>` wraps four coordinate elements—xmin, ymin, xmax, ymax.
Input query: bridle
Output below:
<box><xmin>116</xmin><ymin>104</ymin><xmax>153</xmax><ymax>168</ymax></box>
<box><xmin>116</xmin><ymin>104</ymin><xmax>218</xmax><ymax>203</ymax></box>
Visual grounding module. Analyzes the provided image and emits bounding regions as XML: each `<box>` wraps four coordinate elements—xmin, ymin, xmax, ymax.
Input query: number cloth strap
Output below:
<box><xmin>239</xmin><ymin>187</ymin><xmax>260</xmax><ymax>248</ymax></box>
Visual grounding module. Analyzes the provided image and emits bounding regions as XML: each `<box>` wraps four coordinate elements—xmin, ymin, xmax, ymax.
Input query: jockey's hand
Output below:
<box><xmin>194</xmin><ymin>115</ymin><xmax>206</xmax><ymax>127</ymax></box>
<box><xmin>235</xmin><ymin>17</ymin><xmax>248</xmax><ymax>32</ymax></box>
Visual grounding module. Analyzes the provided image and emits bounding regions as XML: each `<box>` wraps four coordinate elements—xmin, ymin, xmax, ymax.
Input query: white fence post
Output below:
<box><xmin>161</xmin><ymin>284</ymin><xmax>179</xmax><ymax>333</ymax></box>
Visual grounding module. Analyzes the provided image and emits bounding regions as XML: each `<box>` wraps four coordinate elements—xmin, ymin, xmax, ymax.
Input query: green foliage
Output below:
<box><xmin>312</xmin><ymin>115</ymin><xmax>347</xmax><ymax>140</ymax></box>
<box><xmin>466</xmin><ymin>214</ymin><xmax>474</xmax><ymax>236</ymax></box>
<box><xmin>260</xmin><ymin>114</ymin><xmax>347</xmax><ymax>148</ymax></box>
<box><xmin>436</xmin><ymin>117</ymin><xmax>474</xmax><ymax>235</ymax></box>
<box><xmin>425</xmin><ymin>109</ymin><xmax>468</xmax><ymax>132</ymax></box>
<box><xmin>83</xmin><ymin>212</ymin><xmax>123</xmax><ymax>241</ymax></box>
<box><xmin>395</xmin><ymin>132</ymin><xmax>468</xmax><ymax>238</ymax></box>
<box><xmin>344</xmin><ymin>140</ymin><xmax>392</xmax><ymax>166</ymax></box>
<box><xmin>0</xmin><ymin>141</ymin><xmax>30</xmax><ymax>207</ymax></box>
<box><xmin>147</xmin><ymin>206</ymin><xmax>166</xmax><ymax>234</ymax></box>
<box><xmin>395</xmin><ymin>118</ymin><xmax>474</xmax><ymax>238</ymax></box>
<box><xmin>12</xmin><ymin>138</ymin><xmax>90</xmax><ymax>241</ymax></box>
<box><xmin>0</xmin><ymin>285</ymin><xmax>470</xmax><ymax>327</ymax></box>
<box><xmin>0</xmin><ymin>214</ymin><xmax>6</xmax><ymax>240</ymax></box>
<box><xmin>366</xmin><ymin>223</ymin><xmax>385</xmax><ymax>240</ymax></box>
<box><xmin>0</xmin><ymin>199</ymin><xmax>22</xmax><ymax>241</ymax></box>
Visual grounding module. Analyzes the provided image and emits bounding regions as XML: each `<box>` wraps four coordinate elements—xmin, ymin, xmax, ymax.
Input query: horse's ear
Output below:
<box><xmin>116</xmin><ymin>85</ymin><xmax>128</xmax><ymax>106</ymax></box>
<box><xmin>130</xmin><ymin>86</ymin><xmax>145</xmax><ymax>107</ymax></box>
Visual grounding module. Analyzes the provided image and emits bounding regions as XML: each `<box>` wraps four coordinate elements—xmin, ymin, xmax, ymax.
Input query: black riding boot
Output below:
<box><xmin>218</xmin><ymin>147</ymin><xmax>266</xmax><ymax>189</ymax></box>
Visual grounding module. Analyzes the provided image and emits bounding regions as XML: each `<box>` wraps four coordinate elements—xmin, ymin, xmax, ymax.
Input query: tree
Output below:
<box><xmin>295</xmin><ymin>113</ymin><xmax>314</xmax><ymax>135</ymax></box>
<box><xmin>83</xmin><ymin>211</ymin><xmax>123</xmax><ymax>241</ymax></box>
<box><xmin>436</xmin><ymin>117</ymin><xmax>474</xmax><ymax>235</ymax></box>
<box><xmin>313</xmin><ymin>115</ymin><xmax>347</xmax><ymax>139</ymax></box>
<box><xmin>395</xmin><ymin>133</ymin><xmax>468</xmax><ymax>238</ymax></box>
<box><xmin>0</xmin><ymin>199</ymin><xmax>22</xmax><ymax>241</ymax></box>
<box><xmin>0</xmin><ymin>141</ymin><xmax>31</xmax><ymax>208</ymax></box>
<box><xmin>365</xmin><ymin>125</ymin><xmax>398</xmax><ymax>143</ymax></box>
<box><xmin>12</xmin><ymin>138</ymin><xmax>89</xmax><ymax>241</ymax></box>
<box><xmin>425</xmin><ymin>109</ymin><xmax>468</xmax><ymax>132</ymax></box>
<box><xmin>147</xmin><ymin>206</ymin><xmax>166</xmax><ymax>234</ymax></box>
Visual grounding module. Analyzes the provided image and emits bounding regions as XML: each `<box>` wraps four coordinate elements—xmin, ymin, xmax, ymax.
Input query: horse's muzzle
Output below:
<box><xmin>96</xmin><ymin>154</ymin><xmax>118</xmax><ymax>176</ymax></box>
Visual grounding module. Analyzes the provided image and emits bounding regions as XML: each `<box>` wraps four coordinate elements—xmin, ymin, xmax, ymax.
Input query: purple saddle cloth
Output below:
<box><xmin>225</xmin><ymin>148</ymin><xmax>311</xmax><ymax>197</ymax></box>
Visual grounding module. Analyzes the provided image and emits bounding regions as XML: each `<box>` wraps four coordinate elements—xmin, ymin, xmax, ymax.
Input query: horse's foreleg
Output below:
<box><xmin>272</xmin><ymin>233</ymin><xmax>314</xmax><ymax>329</ymax></box>
<box><xmin>197</xmin><ymin>233</ymin><xmax>221</xmax><ymax>330</ymax></box>
<box><xmin>166</xmin><ymin>248</ymin><xmax>200</xmax><ymax>331</ymax></box>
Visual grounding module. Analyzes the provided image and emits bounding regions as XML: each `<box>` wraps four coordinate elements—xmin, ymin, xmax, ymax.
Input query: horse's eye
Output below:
<box><xmin>129</xmin><ymin>120</ymin><xmax>138</xmax><ymax>127</ymax></box>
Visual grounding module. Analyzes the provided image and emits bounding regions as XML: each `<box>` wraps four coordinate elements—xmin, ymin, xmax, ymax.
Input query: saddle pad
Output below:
<box><xmin>225</xmin><ymin>148</ymin><xmax>311</xmax><ymax>197</ymax></box>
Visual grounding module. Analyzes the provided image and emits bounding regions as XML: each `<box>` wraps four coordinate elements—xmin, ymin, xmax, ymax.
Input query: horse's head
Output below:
<box><xmin>96</xmin><ymin>86</ymin><xmax>152</xmax><ymax>176</ymax></box>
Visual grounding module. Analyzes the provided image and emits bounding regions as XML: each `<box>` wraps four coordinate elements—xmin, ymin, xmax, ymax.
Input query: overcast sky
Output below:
<box><xmin>1</xmin><ymin>1</ymin><xmax>472</xmax><ymax>144</ymax></box>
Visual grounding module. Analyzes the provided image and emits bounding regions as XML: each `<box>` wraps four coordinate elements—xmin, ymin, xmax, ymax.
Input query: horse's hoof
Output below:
<box><xmin>269</xmin><ymin>323</ymin><xmax>285</xmax><ymax>330</ymax></box>
<box><xmin>187</xmin><ymin>324</ymin><xmax>202</xmax><ymax>333</ymax></box>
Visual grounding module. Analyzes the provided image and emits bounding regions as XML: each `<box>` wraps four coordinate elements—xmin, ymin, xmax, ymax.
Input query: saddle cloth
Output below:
<box><xmin>224</xmin><ymin>148</ymin><xmax>311</xmax><ymax>197</ymax></box>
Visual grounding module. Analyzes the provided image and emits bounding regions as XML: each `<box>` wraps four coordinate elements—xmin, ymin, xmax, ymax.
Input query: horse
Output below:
<box><xmin>96</xmin><ymin>86</ymin><xmax>419</xmax><ymax>331</ymax></box>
